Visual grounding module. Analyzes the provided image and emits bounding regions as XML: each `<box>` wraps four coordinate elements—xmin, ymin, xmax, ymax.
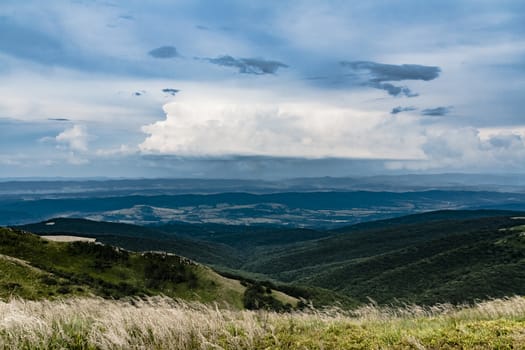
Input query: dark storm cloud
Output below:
<box><xmin>148</xmin><ymin>46</ymin><xmax>179</xmax><ymax>58</ymax></box>
<box><xmin>391</xmin><ymin>106</ymin><xmax>417</xmax><ymax>115</ymax></box>
<box><xmin>421</xmin><ymin>106</ymin><xmax>451</xmax><ymax>116</ymax></box>
<box><xmin>206</xmin><ymin>55</ymin><xmax>288</xmax><ymax>75</ymax></box>
<box><xmin>162</xmin><ymin>88</ymin><xmax>180</xmax><ymax>96</ymax></box>
<box><xmin>340</xmin><ymin>61</ymin><xmax>441</xmax><ymax>97</ymax></box>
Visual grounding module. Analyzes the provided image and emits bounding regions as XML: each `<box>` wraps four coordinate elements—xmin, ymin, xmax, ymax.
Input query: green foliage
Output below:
<box><xmin>242</xmin><ymin>282</ymin><xmax>291</xmax><ymax>311</ymax></box>
<box><xmin>20</xmin><ymin>218</ymin><xmax>243</xmax><ymax>267</ymax></box>
<box><xmin>0</xmin><ymin>228</ymin><xmax>244</xmax><ymax>305</ymax></box>
<box><xmin>142</xmin><ymin>253</ymin><xmax>197</xmax><ymax>289</ymax></box>
<box><xmin>240</xmin><ymin>215</ymin><xmax>525</xmax><ymax>305</ymax></box>
<box><xmin>10</xmin><ymin>210</ymin><xmax>525</xmax><ymax>308</ymax></box>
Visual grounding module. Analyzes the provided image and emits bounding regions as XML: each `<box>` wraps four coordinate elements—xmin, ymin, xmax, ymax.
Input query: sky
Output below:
<box><xmin>1</xmin><ymin>0</ymin><xmax>525</xmax><ymax>179</ymax></box>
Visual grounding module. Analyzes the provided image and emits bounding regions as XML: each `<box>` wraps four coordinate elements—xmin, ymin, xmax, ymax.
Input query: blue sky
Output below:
<box><xmin>1</xmin><ymin>0</ymin><xmax>525</xmax><ymax>178</ymax></box>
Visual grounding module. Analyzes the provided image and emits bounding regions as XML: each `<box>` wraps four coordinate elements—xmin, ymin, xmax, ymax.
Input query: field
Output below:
<box><xmin>1</xmin><ymin>296</ymin><xmax>524</xmax><ymax>349</ymax></box>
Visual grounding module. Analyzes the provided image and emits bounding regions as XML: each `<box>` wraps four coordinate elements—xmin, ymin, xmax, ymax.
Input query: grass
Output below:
<box><xmin>0</xmin><ymin>227</ymin><xmax>300</xmax><ymax>311</ymax></box>
<box><xmin>0</xmin><ymin>296</ymin><xmax>524</xmax><ymax>349</ymax></box>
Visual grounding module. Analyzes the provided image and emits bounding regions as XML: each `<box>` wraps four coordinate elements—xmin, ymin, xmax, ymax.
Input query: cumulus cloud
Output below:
<box><xmin>139</xmin><ymin>98</ymin><xmax>424</xmax><ymax>160</ymax></box>
<box><xmin>139</xmin><ymin>93</ymin><xmax>525</xmax><ymax>174</ymax></box>
<box><xmin>205</xmin><ymin>55</ymin><xmax>288</xmax><ymax>75</ymax></box>
<box><xmin>391</xmin><ymin>106</ymin><xmax>417</xmax><ymax>115</ymax></box>
<box><xmin>340</xmin><ymin>61</ymin><xmax>441</xmax><ymax>97</ymax></box>
<box><xmin>421</xmin><ymin>106</ymin><xmax>452</xmax><ymax>116</ymax></box>
<box><xmin>386</xmin><ymin>129</ymin><xmax>525</xmax><ymax>171</ymax></box>
<box><xmin>148</xmin><ymin>46</ymin><xmax>179</xmax><ymax>58</ymax></box>
<box><xmin>55</xmin><ymin>125</ymin><xmax>89</xmax><ymax>151</ymax></box>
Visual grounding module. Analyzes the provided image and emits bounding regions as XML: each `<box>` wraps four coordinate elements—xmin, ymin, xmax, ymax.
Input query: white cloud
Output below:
<box><xmin>386</xmin><ymin>128</ymin><xmax>525</xmax><ymax>171</ymax></box>
<box><xmin>138</xmin><ymin>86</ymin><xmax>525</xmax><ymax>173</ymax></box>
<box><xmin>56</xmin><ymin>125</ymin><xmax>89</xmax><ymax>151</ymax></box>
<box><xmin>139</xmin><ymin>92</ymin><xmax>427</xmax><ymax>160</ymax></box>
<box><xmin>96</xmin><ymin>144</ymin><xmax>137</xmax><ymax>157</ymax></box>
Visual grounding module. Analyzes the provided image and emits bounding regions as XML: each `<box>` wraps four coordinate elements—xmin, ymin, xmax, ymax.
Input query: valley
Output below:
<box><xmin>16</xmin><ymin>209</ymin><xmax>525</xmax><ymax>307</ymax></box>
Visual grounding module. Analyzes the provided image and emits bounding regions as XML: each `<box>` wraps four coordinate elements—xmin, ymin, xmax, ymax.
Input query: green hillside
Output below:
<box><xmin>240</xmin><ymin>214</ymin><xmax>525</xmax><ymax>304</ymax></box>
<box><xmin>16</xmin><ymin>210</ymin><xmax>525</xmax><ymax>307</ymax></box>
<box><xmin>20</xmin><ymin>218</ymin><xmax>243</xmax><ymax>267</ymax></box>
<box><xmin>0</xmin><ymin>227</ymin><xmax>297</xmax><ymax>310</ymax></box>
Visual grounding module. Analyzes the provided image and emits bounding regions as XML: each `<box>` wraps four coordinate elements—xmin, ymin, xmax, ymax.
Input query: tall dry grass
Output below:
<box><xmin>1</xmin><ymin>296</ymin><xmax>524</xmax><ymax>349</ymax></box>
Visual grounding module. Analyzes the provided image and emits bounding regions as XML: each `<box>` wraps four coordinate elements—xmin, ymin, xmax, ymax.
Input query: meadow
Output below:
<box><xmin>1</xmin><ymin>296</ymin><xmax>524</xmax><ymax>349</ymax></box>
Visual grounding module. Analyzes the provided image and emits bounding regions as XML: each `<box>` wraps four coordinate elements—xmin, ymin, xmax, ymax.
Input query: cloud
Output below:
<box><xmin>375</xmin><ymin>83</ymin><xmax>418</xmax><ymax>97</ymax></box>
<box><xmin>48</xmin><ymin>118</ymin><xmax>71</xmax><ymax>122</ymax></box>
<box><xmin>386</xmin><ymin>129</ymin><xmax>525</xmax><ymax>171</ymax></box>
<box><xmin>391</xmin><ymin>106</ymin><xmax>417</xmax><ymax>115</ymax></box>
<box><xmin>489</xmin><ymin>133</ymin><xmax>523</xmax><ymax>149</ymax></box>
<box><xmin>342</xmin><ymin>61</ymin><xmax>441</xmax><ymax>82</ymax></box>
<box><xmin>205</xmin><ymin>55</ymin><xmax>288</xmax><ymax>75</ymax></box>
<box><xmin>340</xmin><ymin>61</ymin><xmax>441</xmax><ymax>96</ymax></box>
<box><xmin>421</xmin><ymin>106</ymin><xmax>452</xmax><ymax>116</ymax></box>
<box><xmin>162</xmin><ymin>88</ymin><xmax>180</xmax><ymax>96</ymax></box>
<box><xmin>148</xmin><ymin>46</ymin><xmax>179</xmax><ymax>59</ymax></box>
<box><xmin>139</xmin><ymin>97</ymin><xmax>424</xmax><ymax>160</ymax></box>
<box><xmin>55</xmin><ymin>125</ymin><xmax>89</xmax><ymax>151</ymax></box>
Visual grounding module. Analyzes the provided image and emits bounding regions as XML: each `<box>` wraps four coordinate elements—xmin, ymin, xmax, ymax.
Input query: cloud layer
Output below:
<box><xmin>0</xmin><ymin>0</ymin><xmax>524</xmax><ymax>177</ymax></box>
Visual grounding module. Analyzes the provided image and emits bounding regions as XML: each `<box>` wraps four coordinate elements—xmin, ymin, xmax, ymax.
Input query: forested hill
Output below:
<box><xmin>17</xmin><ymin>210</ymin><xmax>525</xmax><ymax>306</ymax></box>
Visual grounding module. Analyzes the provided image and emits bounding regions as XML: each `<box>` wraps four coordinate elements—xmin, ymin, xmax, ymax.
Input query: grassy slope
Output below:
<box><xmin>0</xmin><ymin>227</ymin><xmax>256</xmax><ymax>308</ymax></box>
<box><xmin>0</xmin><ymin>296</ymin><xmax>524</xmax><ymax>349</ymax></box>
<box><xmin>20</xmin><ymin>218</ymin><xmax>242</xmax><ymax>267</ymax></box>
<box><xmin>18</xmin><ymin>218</ymin><xmax>359</xmax><ymax>308</ymax></box>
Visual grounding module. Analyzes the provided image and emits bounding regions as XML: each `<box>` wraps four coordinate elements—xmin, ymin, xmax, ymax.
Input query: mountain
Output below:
<box><xmin>239</xmin><ymin>213</ymin><xmax>525</xmax><ymax>304</ymax></box>
<box><xmin>4</xmin><ymin>190</ymin><xmax>525</xmax><ymax>227</ymax></box>
<box><xmin>2</xmin><ymin>174</ymin><xmax>525</xmax><ymax>197</ymax></box>
<box><xmin>0</xmin><ymin>227</ymin><xmax>298</xmax><ymax>310</ymax></box>
<box><xmin>19</xmin><ymin>218</ymin><xmax>242</xmax><ymax>267</ymax></box>
<box><xmin>18</xmin><ymin>210</ymin><xmax>525</xmax><ymax>306</ymax></box>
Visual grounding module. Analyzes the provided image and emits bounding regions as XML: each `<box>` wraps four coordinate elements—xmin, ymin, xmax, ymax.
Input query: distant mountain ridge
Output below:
<box><xmin>2</xmin><ymin>174</ymin><xmax>525</xmax><ymax>197</ymax></box>
<box><xmin>3</xmin><ymin>190</ymin><xmax>525</xmax><ymax>227</ymax></box>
